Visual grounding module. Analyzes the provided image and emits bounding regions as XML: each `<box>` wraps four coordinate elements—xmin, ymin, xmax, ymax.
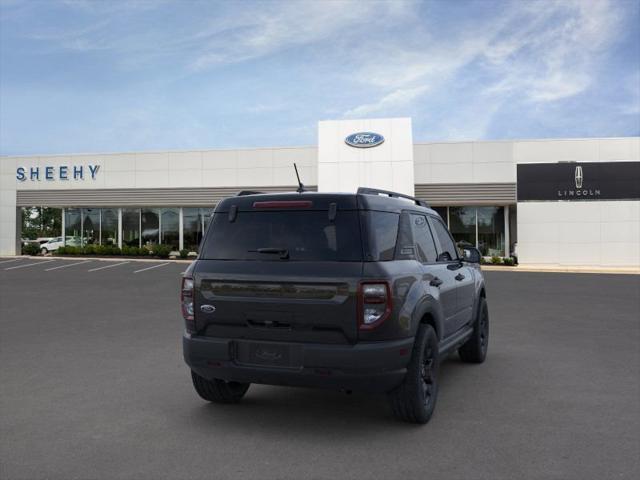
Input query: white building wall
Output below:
<box><xmin>0</xmin><ymin>147</ymin><xmax>317</xmax><ymax>255</ymax></box>
<box><xmin>9</xmin><ymin>147</ymin><xmax>317</xmax><ymax>192</ymax></box>
<box><xmin>413</xmin><ymin>141</ymin><xmax>515</xmax><ymax>184</ymax></box>
<box><xmin>0</xmin><ymin>157</ymin><xmax>19</xmax><ymax>256</ymax></box>
<box><xmin>318</xmin><ymin>118</ymin><xmax>414</xmax><ymax>195</ymax></box>
<box><xmin>515</xmin><ymin>137</ymin><xmax>640</xmax><ymax>268</ymax></box>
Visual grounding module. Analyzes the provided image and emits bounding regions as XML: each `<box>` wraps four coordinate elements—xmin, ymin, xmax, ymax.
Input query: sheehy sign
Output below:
<box><xmin>516</xmin><ymin>161</ymin><xmax>640</xmax><ymax>201</ymax></box>
<box><xmin>16</xmin><ymin>165</ymin><xmax>100</xmax><ymax>182</ymax></box>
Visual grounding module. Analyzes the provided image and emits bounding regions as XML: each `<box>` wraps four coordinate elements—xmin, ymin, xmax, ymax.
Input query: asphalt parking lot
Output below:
<box><xmin>0</xmin><ymin>257</ymin><xmax>638</xmax><ymax>480</ymax></box>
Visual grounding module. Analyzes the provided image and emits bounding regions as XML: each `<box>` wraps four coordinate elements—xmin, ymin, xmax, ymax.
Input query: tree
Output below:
<box><xmin>21</xmin><ymin>207</ymin><xmax>62</xmax><ymax>239</ymax></box>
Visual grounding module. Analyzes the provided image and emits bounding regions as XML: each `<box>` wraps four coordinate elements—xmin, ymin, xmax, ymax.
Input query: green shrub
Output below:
<box><xmin>62</xmin><ymin>246</ymin><xmax>79</xmax><ymax>255</ymax></box>
<box><xmin>124</xmin><ymin>246</ymin><xmax>144</xmax><ymax>256</ymax></box>
<box><xmin>139</xmin><ymin>246</ymin><xmax>151</xmax><ymax>257</ymax></box>
<box><xmin>56</xmin><ymin>246</ymin><xmax>67</xmax><ymax>255</ymax></box>
<box><xmin>490</xmin><ymin>255</ymin><xmax>502</xmax><ymax>265</ymax></box>
<box><xmin>479</xmin><ymin>256</ymin><xmax>486</xmax><ymax>265</ymax></box>
<box><xmin>179</xmin><ymin>249</ymin><xmax>189</xmax><ymax>259</ymax></box>
<box><xmin>503</xmin><ymin>257</ymin><xmax>515</xmax><ymax>266</ymax></box>
<box><xmin>153</xmin><ymin>244</ymin><xmax>171</xmax><ymax>259</ymax></box>
<box><xmin>22</xmin><ymin>243</ymin><xmax>41</xmax><ymax>256</ymax></box>
<box><xmin>83</xmin><ymin>244</ymin><xmax>96</xmax><ymax>255</ymax></box>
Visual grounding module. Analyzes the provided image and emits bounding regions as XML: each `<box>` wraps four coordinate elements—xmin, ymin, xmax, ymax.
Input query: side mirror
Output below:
<box><xmin>462</xmin><ymin>247</ymin><xmax>481</xmax><ymax>263</ymax></box>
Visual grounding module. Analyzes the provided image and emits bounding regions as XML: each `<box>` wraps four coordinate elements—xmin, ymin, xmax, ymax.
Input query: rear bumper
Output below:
<box><xmin>183</xmin><ymin>334</ymin><xmax>414</xmax><ymax>393</ymax></box>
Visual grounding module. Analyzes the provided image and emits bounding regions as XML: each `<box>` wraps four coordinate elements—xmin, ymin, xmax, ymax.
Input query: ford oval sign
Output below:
<box><xmin>345</xmin><ymin>132</ymin><xmax>385</xmax><ymax>148</ymax></box>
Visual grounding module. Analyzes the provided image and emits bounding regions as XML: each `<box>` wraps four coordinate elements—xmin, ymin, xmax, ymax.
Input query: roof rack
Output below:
<box><xmin>236</xmin><ymin>190</ymin><xmax>264</xmax><ymax>196</ymax></box>
<box><xmin>357</xmin><ymin>187</ymin><xmax>429</xmax><ymax>208</ymax></box>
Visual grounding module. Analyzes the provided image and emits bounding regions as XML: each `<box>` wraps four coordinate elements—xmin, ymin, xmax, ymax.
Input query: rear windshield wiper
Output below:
<box><xmin>249</xmin><ymin>247</ymin><xmax>290</xmax><ymax>260</ymax></box>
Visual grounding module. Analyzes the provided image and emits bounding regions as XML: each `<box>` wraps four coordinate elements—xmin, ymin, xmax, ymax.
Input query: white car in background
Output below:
<box><xmin>40</xmin><ymin>236</ymin><xmax>81</xmax><ymax>254</ymax></box>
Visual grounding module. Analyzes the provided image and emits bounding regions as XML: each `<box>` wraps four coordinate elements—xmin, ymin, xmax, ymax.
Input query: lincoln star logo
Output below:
<box><xmin>345</xmin><ymin>132</ymin><xmax>385</xmax><ymax>148</ymax></box>
<box><xmin>575</xmin><ymin>166</ymin><xmax>583</xmax><ymax>189</ymax></box>
<box><xmin>558</xmin><ymin>164</ymin><xmax>600</xmax><ymax>199</ymax></box>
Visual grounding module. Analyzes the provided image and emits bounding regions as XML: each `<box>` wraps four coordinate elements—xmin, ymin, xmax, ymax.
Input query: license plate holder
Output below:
<box><xmin>234</xmin><ymin>341</ymin><xmax>298</xmax><ymax>368</ymax></box>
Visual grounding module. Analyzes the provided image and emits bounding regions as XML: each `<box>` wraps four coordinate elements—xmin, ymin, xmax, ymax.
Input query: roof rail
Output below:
<box><xmin>357</xmin><ymin>187</ymin><xmax>429</xmax><ymax>208</ymax></box>
<box><xmin>236</xmin><ymin>190</ymin><xmax>264</xmax><ymax>196</ymax></box>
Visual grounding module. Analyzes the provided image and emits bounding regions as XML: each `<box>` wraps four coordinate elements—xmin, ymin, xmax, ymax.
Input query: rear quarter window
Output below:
<box><xmin>361</xmin><ymin>211</ymin><xmax>399</xmax><ymax>261</ymax></box>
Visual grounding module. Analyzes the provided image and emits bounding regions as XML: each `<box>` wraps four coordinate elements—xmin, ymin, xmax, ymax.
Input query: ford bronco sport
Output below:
<box><xmin>182</xmin><ymin>187</ymin><xmax>489</xmax><ymax>424</ymax></box>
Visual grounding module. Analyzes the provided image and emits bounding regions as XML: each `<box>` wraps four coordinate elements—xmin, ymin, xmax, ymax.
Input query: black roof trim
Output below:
<box><xmin>357</xmin><ymin>187</ymin><xmax>429</xmax><ymax>208</ymax></box>
<box><xmin>236</xmin><ymin>190</ymin><xmax>264</xmax><ymax>196</ymax></box>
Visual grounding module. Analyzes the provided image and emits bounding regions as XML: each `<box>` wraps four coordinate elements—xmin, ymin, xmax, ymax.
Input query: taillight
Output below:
<box><xmin>181</xmin><ymin>276</ymin><xmax>195</xmax><ymax>332</ymax></box>
<box><xmin>358</xmin><ymin>281</ymin><xmax>392</xmax><ymax>330</ymax></box>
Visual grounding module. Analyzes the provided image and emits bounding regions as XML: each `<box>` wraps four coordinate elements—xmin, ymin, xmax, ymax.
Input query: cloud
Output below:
<box><xmin>188</xmin><ymin>1</ymin><xmax>413</xmax><ymax>71</ymax></box>
<box><xmin>344</xmin><ymin>85</ymin><xmax>429</xmax><ymax>118</ymax></box>
<box><xmin>342</xmin><ymin>0</ymin><xmax>626</xmax><ymax>131</ymax></box>
<box><xmin>482</xmin><ymin>0</ymin><xmax>622</xmax><ymax>103</ymax></box>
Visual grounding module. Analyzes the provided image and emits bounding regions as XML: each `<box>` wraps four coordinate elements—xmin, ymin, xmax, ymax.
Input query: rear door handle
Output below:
<box><xmin>430</xmin><ymin>277</ymin><xmax>443</xmax><ymax>287</ymax></box>
<box><xmin>455</xmin><ymin>273</ymin><xmax>465</xmax><ymax>281</ymax></box>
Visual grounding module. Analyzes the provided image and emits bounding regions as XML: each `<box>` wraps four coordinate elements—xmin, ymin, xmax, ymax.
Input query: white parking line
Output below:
<box><xmin>5</xmin><ymin>260</ymin><xmax>56</xmax><ymax>270</ymax></box>
<box><xmin>133</xmin><ymin>262</ymin><xmax>170</xmax><ymax>273</ymax></box>
<box><xmin>88</xmin><ymin>261</ymin><xmax>129</xmax><ymax>272</ymax></box>
<box><xmin>45</xmin><ymin>260</ymin><xmax>91</xmax><ymax>271</ymax></box>
<box><xmin>0</xmin><ymin>258</ymin><xmax>24</xmax><ymax>265</ymax></box>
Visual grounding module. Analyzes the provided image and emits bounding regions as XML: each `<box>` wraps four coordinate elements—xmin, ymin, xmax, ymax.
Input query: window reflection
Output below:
<box><xmin>183</xmin><ymin>208</ymin><xmax>203</xmax><ymax>252</ymax></box>
<box><xmin>449</xmin><ymin>207</ymin><xmax>476</xmax><ymax>248</ymax></box>
<box><xmin>477</xmin><ymin>207</ymin><xmax>504</xmax><ymax>256</ymax></box>
<box><xmin>122</xmin><ymin>208</ymin><xmax>140</xmax><ymax>247</ymax></box>
<box><xmin>161</xmin><ymin>208</ymin><xmax>179</xmax><ymax>250</ymax></box>
<box><xmin>82</xmin><ymin>208</ymin><xmax>100</xmax><ymax>245</ymax></box>
<box><xmin>64</xmin><ymin>208</ymin><xmax>81</xmax><ymax>246</ymax></box>
<box><xmin>141</xmin><ymin>208</ymin><xmax>159</xmax><ymax>247</ymax></box>
<box><xmin>101</xmin><ymin>208</ymin><xmax>118</xmax><ymax>246</ymax></box>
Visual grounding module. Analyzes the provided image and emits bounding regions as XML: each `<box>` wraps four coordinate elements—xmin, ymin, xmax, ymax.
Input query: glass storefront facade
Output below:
<box><xmin>160</xmin><ymin>208</ymin><xmax>180</xmax><ymax>250</ymax></box>
<box><xmin>122</xmin><ymin>208</ymin><xmax>140</xmax><ymax>247</ymax></box>
<box><xmin>61</xmin><ymin>206</ymin><xmax>213</xmax><ymax>252</ymax></box>
<box><xmin>449</xmin><ymin>207</ymin><xmax>477</xmax><ymax>248</ymax></box>
<box><xmin>433</xmin><ymin>206</ymin><xmax>510</xmax><ymax>256</ymax></box>
<box><xmin>59</xmin><ymin>205</ymin><xmax>511</xmax><ymax>256</ymax></box>
<box><xmin>101</xmin><ymin>208</ymin><xmax>118</xmax><ymax>246</ymax></box>
<box><xmin>183</xmin><ymin>207</ymin><xmax>213</xmax><ymax>252</ymax></box>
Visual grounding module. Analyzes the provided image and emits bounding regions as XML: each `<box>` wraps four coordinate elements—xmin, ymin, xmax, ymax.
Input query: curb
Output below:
<box><xmin>481</xmin><ymin>265</ymin><xmax>640</xmax><ymax>275</ymax></box>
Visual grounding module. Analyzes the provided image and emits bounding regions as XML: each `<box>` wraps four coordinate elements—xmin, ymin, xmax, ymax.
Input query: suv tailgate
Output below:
<box><xmin>194</xmin><ymin>260</ymin><xmax>362</xmax><ymax>344</ymax></box>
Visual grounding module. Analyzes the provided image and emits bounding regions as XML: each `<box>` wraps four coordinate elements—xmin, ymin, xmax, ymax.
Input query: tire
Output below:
<box><xmin>388</xmin><ymin>324</ymin><xmax>439</xmax><ymax>424</ymax></box>
<box><xmin>190</xmin><ymin>370</ymin><xmax>250</xmax><ymax>404</ymax></box>
<box><xmin>41</xmin><ymin>248</ymin><xmax>48</xmax><ymax>255</ymax></box>
<box><xmin>458</xmin><ymin>297</ymin><xmax>489</xmax><ymax>363</ymax></box>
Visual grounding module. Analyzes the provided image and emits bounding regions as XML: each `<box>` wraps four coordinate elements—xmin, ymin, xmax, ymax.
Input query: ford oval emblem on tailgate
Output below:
<box><xmin>200</xmin><ymin>304</ymin><xmax>216</xmax><ymax>314</ymax></box>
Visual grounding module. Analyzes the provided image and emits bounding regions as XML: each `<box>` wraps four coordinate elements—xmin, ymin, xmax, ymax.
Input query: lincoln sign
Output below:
<box><xmin>516</xmin><ymin>161</ymin><xmax>640</xmax><ymax>202</ymax></box>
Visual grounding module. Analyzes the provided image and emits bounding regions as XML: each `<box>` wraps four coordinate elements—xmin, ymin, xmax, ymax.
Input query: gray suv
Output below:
<box><xmin>182</xmin><ymin>188</ymin><xmax>489</xmax><ymax>424</ymax></box>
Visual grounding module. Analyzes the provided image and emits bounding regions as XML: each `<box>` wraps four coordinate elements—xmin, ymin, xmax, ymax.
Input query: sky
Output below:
<box><xmin>0</xmin><ymin>0</ymin><xmax>639</xmax><ymax>155</ymax></box>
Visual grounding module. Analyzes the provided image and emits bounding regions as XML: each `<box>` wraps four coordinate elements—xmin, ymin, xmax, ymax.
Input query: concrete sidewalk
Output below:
<box><xmin>482</xmin><ymin>264</ymin><xmax>640</xmax><ymax>274</ymax></box>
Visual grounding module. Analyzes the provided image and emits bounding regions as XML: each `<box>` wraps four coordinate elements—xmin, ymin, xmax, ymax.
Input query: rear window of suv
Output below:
<box><xmin>201</xmin><ymin>211</ymin><xmax>363</xmax><ymax>261</ymax></box>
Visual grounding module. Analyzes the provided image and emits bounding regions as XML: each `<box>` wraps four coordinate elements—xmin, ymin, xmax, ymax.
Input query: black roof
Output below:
<box><xmin>215</xmin><ymin>188</ymin><xmax>435</xmax><ymax>215</ymax></box>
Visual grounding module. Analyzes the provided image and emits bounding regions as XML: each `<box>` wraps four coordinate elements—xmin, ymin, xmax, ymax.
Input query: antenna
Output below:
<box><xmin>294</xmin><ymin>163</ymin><xmax>306</xmax><ymax>193</ymax></box>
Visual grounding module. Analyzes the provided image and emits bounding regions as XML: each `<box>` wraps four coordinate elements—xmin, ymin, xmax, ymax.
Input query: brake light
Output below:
<box><xmin>181</xmin><ymin>276</ymin><xmax>195</xmax><ymax>332</ymax></box>
<box><xmin>358</xmin><ymin>281</ymin><xmax>392</xmax><ymax>330</ymax></box>
<box><xmin>253</xmin><ymin>200</ymin><xmax>313</xmax><ymax>208</ymax></box>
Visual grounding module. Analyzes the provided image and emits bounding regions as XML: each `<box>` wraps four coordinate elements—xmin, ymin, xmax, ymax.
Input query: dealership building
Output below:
<box><xmin>1</xmin><ymin>118</ymin><xmax>638</xmax><ymax>268</ymax></box>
